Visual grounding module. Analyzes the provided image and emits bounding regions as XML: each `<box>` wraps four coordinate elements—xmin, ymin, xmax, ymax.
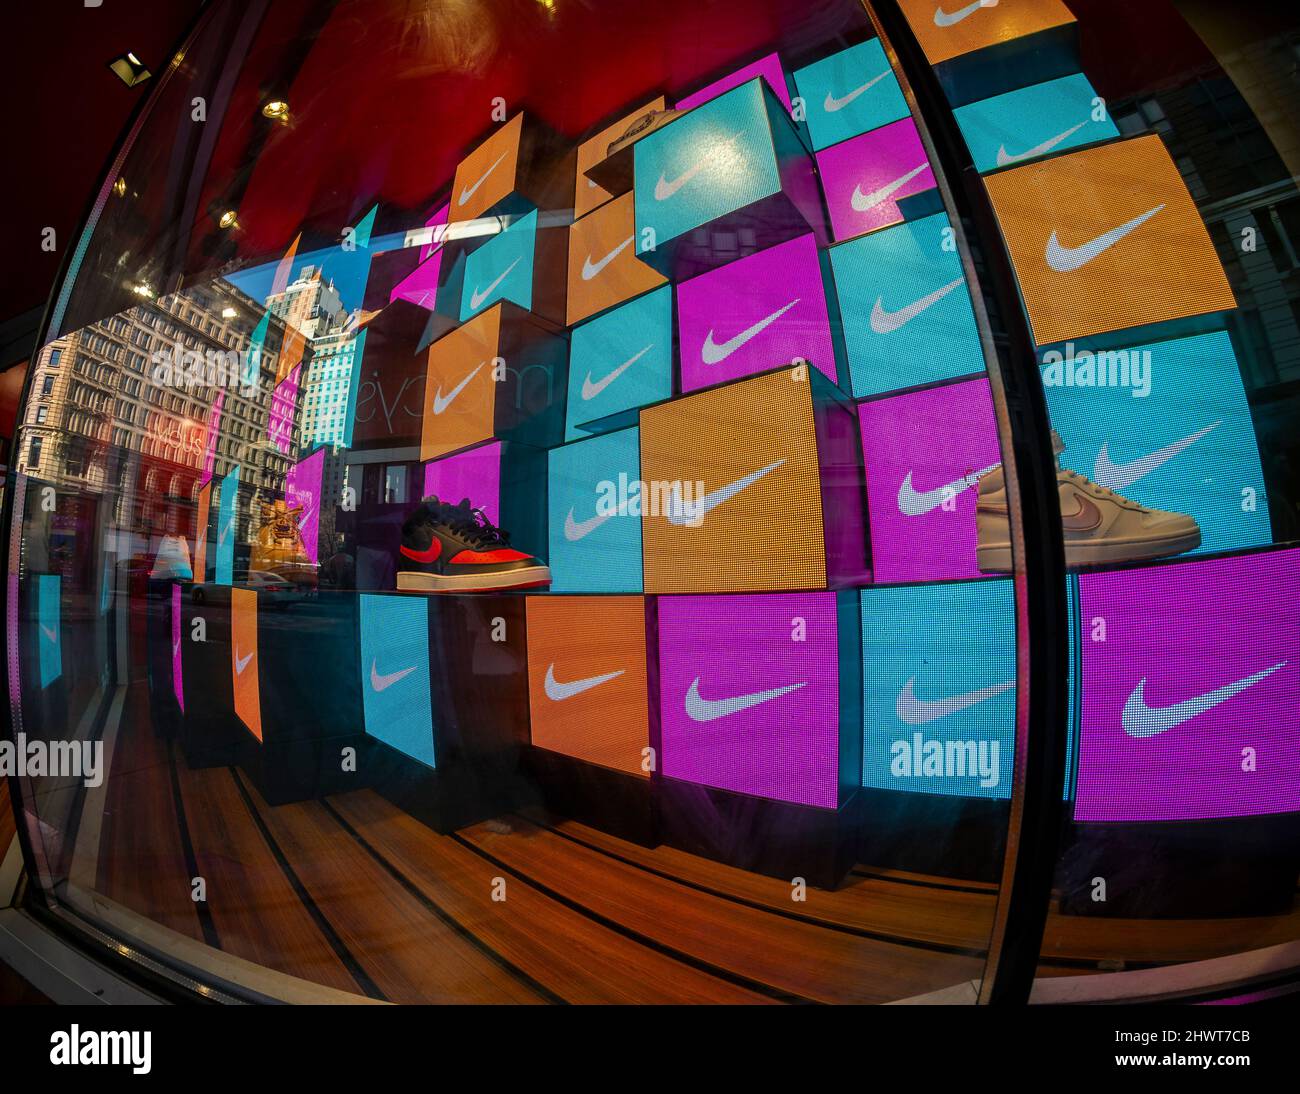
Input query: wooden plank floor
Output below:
<box><xmin>75</xmin><ymin>689</ymin><xmax>1300</xmax><ymax>1001</ymax></box>
<box><xmin>94</xmin><ymin>692</ymin><xmax>206</xmax><ymax>945</ymax></box>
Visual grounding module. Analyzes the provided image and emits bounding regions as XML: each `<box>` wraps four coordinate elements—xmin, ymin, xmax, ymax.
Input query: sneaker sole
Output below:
<box><xmin>978</xmin><ymin>529</ymin><xmax>1202</xmax><ymax>574</ymax></box>
<box><xmin>396</xmin><ymin>566</ymin><xmax>552</xmax><ymax>593</ymax></box>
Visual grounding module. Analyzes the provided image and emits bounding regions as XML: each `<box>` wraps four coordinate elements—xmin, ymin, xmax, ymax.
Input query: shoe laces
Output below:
<box><xmin>1058</xmin><ymin>466</ymin><xmax>1134</xmax><ymax>505</ymax></box>
<box><xmin>442</xmin><ymin>498</ymin><xmax>512</xmax><ymax>549</ymax></box>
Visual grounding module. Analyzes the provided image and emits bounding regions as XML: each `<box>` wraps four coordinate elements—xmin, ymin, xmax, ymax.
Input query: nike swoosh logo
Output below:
<box><xmin>701</xmin><ymin>299</ymin><xmax>801</xmax><ymax>364</ymax></box>
<box><xmin>896</xmin><ymin>676</ymin><xmax>1015</xmax><ymax>724</ymax></box>
<box><xmin>564</xmin><ymin>506</ymin><xmax>615</xmax><ymax>541</ymax></box>
<box><xmin>850</xmin><ymin>164</ymin><xmax>930</xmax><ymax>212</ymax></box>
<box><xmin>1045</xmin><ymin>204</ymin><xmax>1165</xmax><ymax>272</ymax></box>
<box><xmin>1122</xmin><ymin>662</ymin><xmax>1287</xmax><ymax>738</ymax></box>
<box><xmin>666</xmin><ymin>459</ymin><xmax>785</xmax><ymax>526</ymax></box>
<box><xmin>370</xmin><ymin>659</ymin><xmax>416</xmax><ymax>692</ymax></box>
<box><xmin>1093</xmin><ymin>422</ymin><xmax>1220</xmax><ymax>491</ymax></box>
<box><xmin>234</xmin><ymin>648</ymin><xmax>254</xmax><ymax>675</ymax></box>
<box><xmin>40</xmin><ymin>625</ymin><xmax>58</xmax><ymax>644</ymax></box>
<box><xmin>897</xmin><ymin>463</ymin><xmax>999</xmax><ymax>516</ymax></box>
<box><xmin>582</xmin><ymin>344</ymin><xmax>652</xmax><ymax>401</ymax></box>
<box><xmin>581</xmin><ymin>236</ymin><xmax>633</xmax><ymax>280</ymax></box>
<box><xmin>870</xmin><ymin>277</ymin><xmax>964</xmax><ymax>334</ymax></box>
<box><xmin>1060</xmin><ymin>493</ymin><xmax>1103</xmax><ymax>532</ymax></box>
<box><xmin>469</xmin><ymin>257</ymin><xmax>522</xmax><ymax>311</ymax></box>
<box><xmin>934</xmin><ymin>0</ymin><xmax>994</xmax><ymax>28</ymax></box>
<box><xmin>458</xmin><ymin>151</ymin><xmax>508</xmax><ymax>207</ymax></box>
<box><xmin>996</xmin><ymin>120</ymin><xmax>1088</xmax><ymax>167</ymax></box>
<box><xmin>432</xmin><ymin>362</ymin><xmax>485</xmax><ymax>414</ymax></box>
<box><xmin>823</xmin><ymin>71</ymin><xmax>890</xmax><ymax>113</ymax></box>
<box><xmin>544</xmin><ymin>663</ymin><xmax>624</xmax><ymax>701</ymax></box>
<box><xmin>654</xmin><ymin>131</ymin><xmax>744</xmax><ymax>201</ymax></box>
<box><xmin>684</xmin><ymin>677</ymin><xmax>806</xmax><ymax>722</ymax></box>
<box><xmin>218</xmin><ymin>519</ymin><xmax>233</xmax><ymax>547</ymax></box>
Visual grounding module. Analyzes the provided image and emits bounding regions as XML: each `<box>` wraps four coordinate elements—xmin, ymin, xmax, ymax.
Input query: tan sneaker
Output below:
<box><xmin>976</xmin><ymin>431</ymin><xmax>1201</xmax><ymax>573</ymax></box>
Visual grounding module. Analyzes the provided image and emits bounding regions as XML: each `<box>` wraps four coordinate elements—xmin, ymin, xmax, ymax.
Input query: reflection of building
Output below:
<box><xmin>15</xmin><ymin>280</ymin><xmax>294</xmax><ymax>546</ymax></box>
<box><xmin>300</xmin><ymin>325</ymin><xmax>360</xmax><ymax>446</ymax></box>
<box><xmin>264</xmin><ymin>264</ymin><xmax>346</xmax><ymax>340</ymax></box>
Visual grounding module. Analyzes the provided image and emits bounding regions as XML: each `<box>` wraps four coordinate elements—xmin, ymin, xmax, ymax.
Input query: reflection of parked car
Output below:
<box><xmin>190</xmin><ymin>570</ymin><xmax>305</xmax><ymax>608</ymax></box>
<box><xmin>240</xmin><ymin>570</ymin><xmax>306</xmax><ymax>610</ymax></box>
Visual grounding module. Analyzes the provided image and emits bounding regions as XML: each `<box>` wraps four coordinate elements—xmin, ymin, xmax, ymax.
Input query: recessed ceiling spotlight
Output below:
<box><xmin>108</xmin><ymin>52</ymin><xmax>151</xmax><ymax>87</ymax></box>
<box><xmin>261</xmin><ymin>100</ymin><xmax>290</xmax><ymax>121</ymax></box>
<box><xmin>218</xmin><ymin>210</ymin><xmax>239</xmax><ymax>230</ymax></box>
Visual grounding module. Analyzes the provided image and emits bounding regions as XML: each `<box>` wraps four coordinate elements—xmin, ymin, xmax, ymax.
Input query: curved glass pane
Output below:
<box><xmin>7</xmin><ymin>0</ymin><xmax>1165</xmax><ymax>1004</ymax></box>
<box><xmin>884</xmin><ymin>0</ymin><xmax>1300</xmax><ymax>998</ymax></box>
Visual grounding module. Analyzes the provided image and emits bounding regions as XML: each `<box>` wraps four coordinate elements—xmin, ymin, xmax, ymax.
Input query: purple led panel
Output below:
<box><xmin>816</xmin><ymin>118</ymin><xmax>936</xmax><ymax>241</ymax></box>
<box><xmin>285</xmin><ymin>448</ymin><xmax>325</xmax><ymax>565</ymax></box>
<box><xmin>858</xmin><ymin>377</ymin><xmax>1000</xmax><ymax>584</ymax></box>
<box><xmin>677</xmin><ymin>234</ymin><xmax>837</xmax><ymax>392</ymax></box>
<box><xmin>1075</xmin><ymin>548</ymin><xmax>1300</xmax><ymax>822</ymax></box>
<box><xmin>657</xmin><ymin>591</ymin><xmax>840</xmax><ymax>808</ymax></box>
<box><xmin>423</xmin><ymin>441</ymin><xmax>502</xmax><ymax>523</ymax></box>
<box><xmin>675</xmin><ymin>52</ymin><xmax>792</xmax><ymax>113</ymax></box>
<box><xmin>267</xmin><ymin>364</ymin><xmax>300</xmax><ymax>454</ymax></box>
<box><xmin>171</xmin><ymin>584</ymin><xmax>184</xmax><ymax>713</ymax></box>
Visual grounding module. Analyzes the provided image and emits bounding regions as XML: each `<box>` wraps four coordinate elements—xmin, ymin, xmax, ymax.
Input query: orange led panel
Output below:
<box><xmin>900</xmin><ymin>0</ymin><xmax>1075</xmax><ymax>66</ymax></box>
<box><xmin>231</xmin><ymin>587</ymin><xmax>262</xmax><ymax>742</ymax></box>
<box><xmin>566</xmin><ymin>191</ymin><xmax>666</xmax><ymax>326</ymax></box>
<box><xmin>449</xmin><ymin>113</ymin><xmax>525</xmax><ymax>225</ymax></box>
<box><xmin>420</xmin><ymin>306</ymin><xmax>500</xmax><ymax>461</ymax></box>
<box><xmin>641</xmin><ymin>368</ymin><xmax>827</xmax><ymax>593</ymax></box>
<box><xmin>984</xmin><ymin>134</ymin><xmax>1236</xmax><ymax>345</ymax></box>
<box><xmin>525</xmin><ymin>595</ymin><xmax>649</xmax><ymax>777</ymax></box>
<box><xmin>575</xmin><ymin>97</ymin><xmax>667</xmax><ymax>219</ymax></box>
<box><xmin>276</xmin><ymin>325</ymin><xmax>307</xmax><ymax>383</ymax></box>
<box><xmin>192</xmin><ymin>482</ymin><xmax>211</xmax><ymax>581</ymax></box>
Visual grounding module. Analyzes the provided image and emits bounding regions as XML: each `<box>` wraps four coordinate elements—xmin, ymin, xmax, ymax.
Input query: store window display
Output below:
<box><xmin>4</xmin><ymin>0</ymin><xmax>1300</xmax><ymax>1008</ymax></box>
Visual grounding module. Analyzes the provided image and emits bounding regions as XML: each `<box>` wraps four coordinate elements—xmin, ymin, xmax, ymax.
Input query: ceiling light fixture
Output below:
<box><xmin>108</xmin><ymin>52</ymin><xmax>152</xmax><ymax>87</ymax></box>
<box><xmin>218</xmin><ymin>210</ymin><xmax>239</xmax><ymax>230</ymax></box>
<box><xmin>261</xmin><ymin>100</ymin><xmax>290</xmax><ymax>121</ymax></box>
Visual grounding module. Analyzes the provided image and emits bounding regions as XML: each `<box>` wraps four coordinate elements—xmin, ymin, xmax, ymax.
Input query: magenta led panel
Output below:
<box><xmin>675</xmin><ymin>52</ymin><xmax>792</xmax><ymax>113</ymax></box>
<box><xmin>676</xmin><ymin>234</ymin><xmax>837</xmax><ymax>392</ymax></box>
<box><xmin>420</xmin><ymin>202</ymin><xmax>450</xmax><ymax>262</ymax></box>
<box><xmin>1075</xmin><ymin>548</ymin><xmax>1300</xmax><ymax>823</ymax></box>
<box><xmin>171</xmin><ymin>584</ymin><xmax>184</xmax><ymax>713</ymax></box>
<box><xmin>423</xmin><ymin>441</ymin><xmax>502</xmax><ymax>524</ymax></box>
<box><xmin>285</xmin><ymin>448</ymin><xmax>325</xmax><ymax>565</ymax></box>
<box><xmin>816</xmin><ymin>118</ymin><xmax>936</xmax><ymax>240</ymax></box>
<box><xmin>390</xmin><ymin>249</ymin><xmax>443</xmax><ymax>310</ymax></box>
<box><xmin>857</xmin><ymin>377</ymin><xmax>1001</xmax><ymax>584</ymax></box>
<box><xmin>267</xmin><ymin>364</ymin><xmax>300</xmax><ymax>454</ymax></box>
<box><xmin>657</xmin><ymin>591</ymin><xmax>841</xmax><ymax>808</ymax></box>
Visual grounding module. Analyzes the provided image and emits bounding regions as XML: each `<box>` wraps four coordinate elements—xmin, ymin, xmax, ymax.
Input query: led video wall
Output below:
<box><xmin>175</xmin><ymin>6</ymin><xmax>1290</xmax><ymax>846</ymax></box>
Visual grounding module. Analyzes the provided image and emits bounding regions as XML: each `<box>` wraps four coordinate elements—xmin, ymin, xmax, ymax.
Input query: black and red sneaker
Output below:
<box><xmin>396</xmin><ymin>496</ymin><xmax>551</xmax><ymax>593</ymax></box>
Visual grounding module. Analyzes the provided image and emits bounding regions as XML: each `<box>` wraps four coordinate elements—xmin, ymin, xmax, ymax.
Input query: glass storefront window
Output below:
<box><xmin>3</xmin><ymin>0</ymin><xmax>1299</xmax><ymax>1006</ymax></box>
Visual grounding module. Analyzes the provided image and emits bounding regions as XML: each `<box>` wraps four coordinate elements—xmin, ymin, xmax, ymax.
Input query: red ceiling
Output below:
<box><xmin>17</xmin><ymin>0</ymin><xmax>1226</xmax><ymax>319</ymax></box>
<box><xmin>7</xmin><ymin>0</ymin><xmax>203</xmax><ymax>322</ymax></box>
